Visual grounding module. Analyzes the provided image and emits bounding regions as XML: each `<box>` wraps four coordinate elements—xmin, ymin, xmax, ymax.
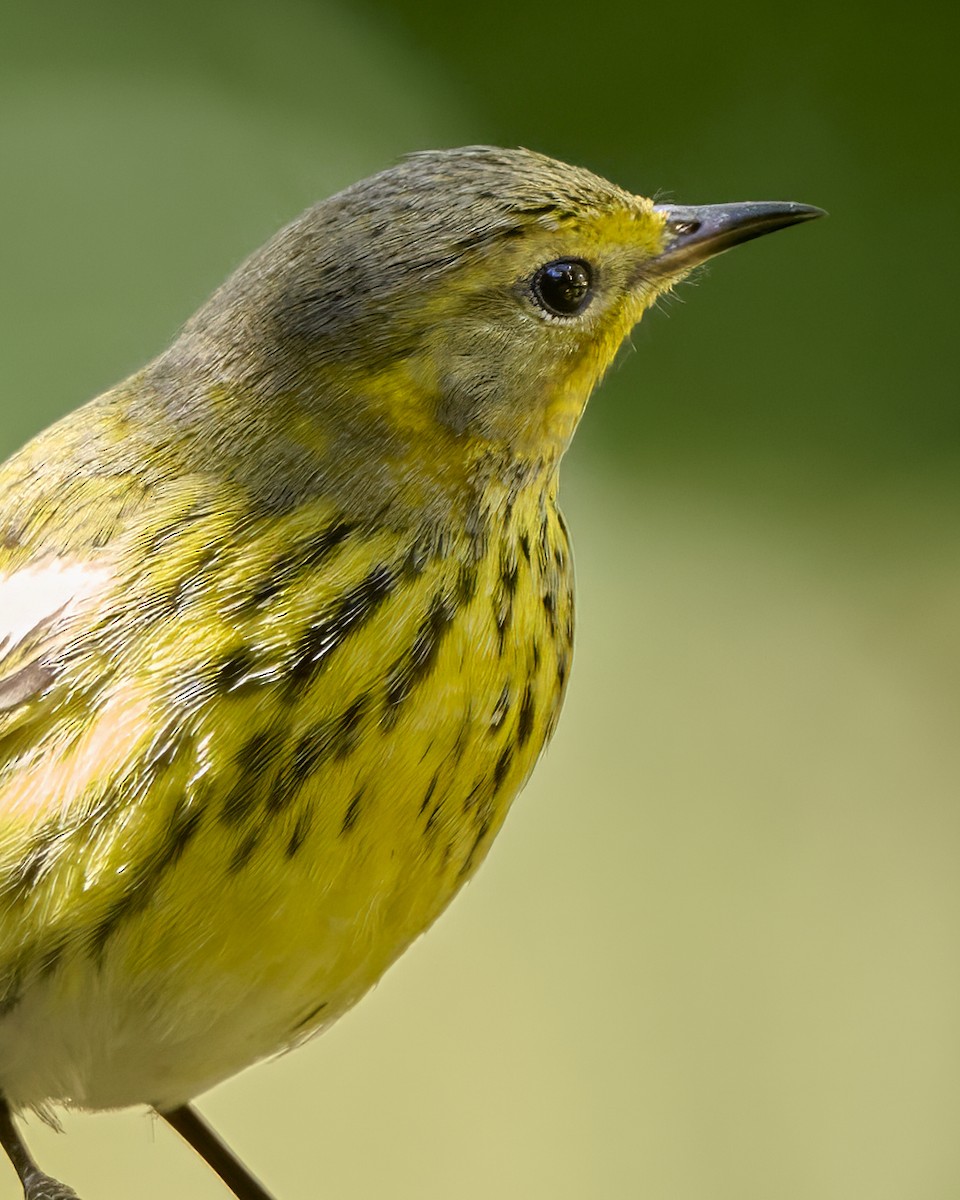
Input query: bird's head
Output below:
<box><xmin>155</xmin><ymin>147</ymin><xmax>821</xmax><ymax>510</ymax></box>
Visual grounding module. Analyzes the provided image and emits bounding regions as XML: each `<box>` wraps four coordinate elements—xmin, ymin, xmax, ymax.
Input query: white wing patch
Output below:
<box><xmin>0</xmin><ymin>558</ymin><xmax>113</xmax><ymax>661</ymax></box>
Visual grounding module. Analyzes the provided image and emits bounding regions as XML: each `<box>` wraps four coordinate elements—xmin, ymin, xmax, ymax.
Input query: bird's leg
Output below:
<box><xmin>0</xmin><ymin>1097</ymin><xmax>79</xmax><ymax>1200</ymax></box>
<box><xmin>160</xmin><ymin>1104</ymin><xmax>277</xmax><ymax>1200</ymax></box>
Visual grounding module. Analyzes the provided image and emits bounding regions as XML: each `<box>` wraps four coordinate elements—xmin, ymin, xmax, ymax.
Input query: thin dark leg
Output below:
<box><xmin>0</xmin><ymin>1097</ymin><xmax>79</xmax><ymax>1200</ymax></box>
<box><xmin>160</xmin><ymin>1104</ymin><xmax>277</xmax><ymax>1200</ymax></box>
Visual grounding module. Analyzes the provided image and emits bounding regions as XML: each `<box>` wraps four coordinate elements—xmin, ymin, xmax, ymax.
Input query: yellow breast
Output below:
<box><xmin>0</xmin><ymin>482</ymin><xmax>574</xmax><ymax>1109</ymax></box>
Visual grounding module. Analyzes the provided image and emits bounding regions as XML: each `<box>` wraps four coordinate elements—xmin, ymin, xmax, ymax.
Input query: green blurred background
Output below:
<box><xmin>2</xmin><ymin>0</ymin><xmax>958</xmax><ymax>1196</ymax></box>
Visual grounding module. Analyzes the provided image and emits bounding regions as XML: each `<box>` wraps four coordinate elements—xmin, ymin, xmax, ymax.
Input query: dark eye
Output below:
<box><xmin>531</xmin><ymin>259</ymin><xmax>593</xmax><ymax>318</ymax></box>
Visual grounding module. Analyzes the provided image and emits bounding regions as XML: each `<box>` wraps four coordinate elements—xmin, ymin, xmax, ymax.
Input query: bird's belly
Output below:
<box><xmin>0</xmin><ymin>530</ymin><xmax>573</xmax><ymax>1112</ymax></box>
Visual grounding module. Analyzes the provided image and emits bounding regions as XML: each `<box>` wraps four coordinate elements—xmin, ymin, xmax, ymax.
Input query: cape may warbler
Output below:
<box><xmin>0</xmin><ymin>147</ymin><xmax>821</xmax><ymax>1199</ymax></box>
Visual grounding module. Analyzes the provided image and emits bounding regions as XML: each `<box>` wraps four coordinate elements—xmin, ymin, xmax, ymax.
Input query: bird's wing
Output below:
<box><xmin>0</xmin><ymin>411</ymin><xmax>128</xmax><ymax>727</ymax></box>
<box><xmin>0</xmin><ymin>557</ymin><xmax>114</xmax><ymax>713</ymax></box>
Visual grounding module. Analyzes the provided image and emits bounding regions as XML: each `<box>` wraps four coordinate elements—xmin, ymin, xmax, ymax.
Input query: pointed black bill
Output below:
<box><xmin>650</xmin><ymin>200</ymin><xmax>826</xmax><ymax>274</ymax></box>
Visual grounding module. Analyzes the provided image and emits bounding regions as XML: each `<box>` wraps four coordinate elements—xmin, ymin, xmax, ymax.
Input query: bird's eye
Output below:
<box><xmin>531</xmin><ymin>259</ymin><xmax>593</xmax><ymax>318</ymax></box>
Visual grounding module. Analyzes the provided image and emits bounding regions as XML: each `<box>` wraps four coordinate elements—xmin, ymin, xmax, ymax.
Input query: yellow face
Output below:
<box><xmin>168</xmin><ymin>147</ymin><xmax>821</xmax><ymax>510</ymax></box>
<box><xmin>407</xmin><ymin>200</ymin><xmax>676</xmax><ymax>466</ymax></box>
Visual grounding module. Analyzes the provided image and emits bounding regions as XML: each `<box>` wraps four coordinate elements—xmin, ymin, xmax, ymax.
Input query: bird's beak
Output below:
<box><xmin>649</xmin><ymin>200</ymin><xmax>826</xmax><ymax>274</ymax></box>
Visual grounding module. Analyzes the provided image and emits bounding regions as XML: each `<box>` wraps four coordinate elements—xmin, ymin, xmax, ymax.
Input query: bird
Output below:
<box><xmin>0</xmin><ymin>146</ymin><xmax>822</xmax><ymax>1199</ymax></box>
